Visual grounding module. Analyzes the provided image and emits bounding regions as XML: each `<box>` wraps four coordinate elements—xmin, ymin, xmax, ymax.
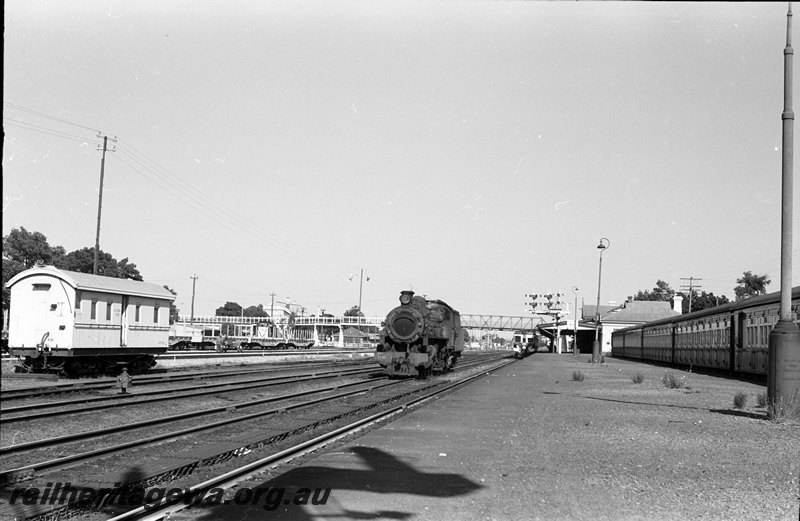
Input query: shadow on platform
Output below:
<box><xmin>188</xmin><ymin>446</ymin><xmax>483</xmax><ymax>520</ymax></box>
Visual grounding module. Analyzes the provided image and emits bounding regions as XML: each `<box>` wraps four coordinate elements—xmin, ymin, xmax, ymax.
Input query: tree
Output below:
<box><xmin>3</xmin><ymin>227</ymin><xmax>65</xmax><ymax>268</ymax></box>
<box><xmin>243</xmin><ymin>304</ymin><xmax>269</xmax><ymax>318</ymax></box>
<box><xmin>60</xmin><ymin>247</ymin><xmax>143</xmax><ymax>280</ymax></box>
<box><xmin>344</xmin><ymin>305</ymin><xmax>364</xmax><ymax>317</ymax></box>
<box><xmin>734</xmin><ymin>271</ymin><xmax>771</xmax><ymax>301</ymax></box>
<box><xmin>163</xmin><ymin>286</ymin><xmax>180</xmax><ymax>324</ymax></box>
<box><xmin>678</xmin><ymin>291</ymin><xmax>730</xmax><ymax>313</ymax></box>
<box><xmin>2</xmin><ymin>258</ymin><xmax>26</xmax><ymax>311</ymax></box>
<box><xmin>2</xmin><ymin>228</ymin><xmax>146</xmax><ymax>311</ymax></box>
<box><xmin>215</xmin><ymin>302</ymin><xmax>243</xmax><ymax>316</ymax></box>
<box><xmin>693</xmin><ymin>291</ymin><xmax>730</xmax><ymax>311</ymax></box>
<box><xmin>634</xmin><ymin>280</ymin><xmax>675</xmax><ymax>302</ymax></box>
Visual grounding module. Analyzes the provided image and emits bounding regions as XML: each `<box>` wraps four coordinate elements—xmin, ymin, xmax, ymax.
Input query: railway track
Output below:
<box><xmin>0</xmin><ymin>357</ymin><xmax>513</xmax><ymax>519</ymax></box>
<box><xmin>0</xmin><ymin>359</ymin><xmax>375</xmax><ymax>400</ymax></box>
<box><xmin>0</xmin><ymin>357</ymin><xmax>505</xmax><ymax>506</ymax></box>
<box><xmin>0</xmin><ymin>365</ymin><xmax>382</xmax><ymax>424</ymax></box>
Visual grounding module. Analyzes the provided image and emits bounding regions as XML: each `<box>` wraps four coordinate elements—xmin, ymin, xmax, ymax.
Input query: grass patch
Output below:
<box><xmin>662</xmin><ymin>371</ymin><xmax>686</xmax><ymax>389</ymax></box>
<box><xmin>632</xmin><ymin>372</ymin><xmax>644</xmax><ymax>384</ymax></box>
<box><xmin>757</xmin><ymin>392</ymin><xmax>768</xmax><ymax>408</ymax></box>
<box><xmin>572</xmin><ymin>370</ymin><xmax>585</xmax><ymax>382</ymax></box>
<box><xmin>767</xmin><ymin>390</ymin><xmax>800</xmax><ymax>423</ymax></box>
<box><xmin>733</xmin><ymin>392</ymin><xmax>748</xmax><ymax>409</ymax></box>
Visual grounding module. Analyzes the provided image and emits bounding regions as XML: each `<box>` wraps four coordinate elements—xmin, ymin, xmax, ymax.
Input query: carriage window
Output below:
<box><xmin>91</xmin><ymin>300</ymin><xmax>98</xmax><ymax>320</ymax></box>
<box><xmin>135</xmin><ymin>305</ymin><xmax>141</xmax><ymax>323</ymax></box>
<box><xmin>153</xmin><ymin>306</ymin><xmax>160</xmax><ymax>324</ymax></box>
<box><xmin>33</xmin><ymin>283</ymin><xmax>51</xmax><ymax>291</ymax></box>
<box><xmin>106</xmin><ymin>302</ymin><xmax>112</xmax><ymax>321</ymax></box>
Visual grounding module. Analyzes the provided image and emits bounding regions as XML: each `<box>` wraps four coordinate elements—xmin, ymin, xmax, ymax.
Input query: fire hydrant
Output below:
<box><xmin>117</xmin><ymin>367</ymin><xmax>132</xmax><ymax>394</ymax></box>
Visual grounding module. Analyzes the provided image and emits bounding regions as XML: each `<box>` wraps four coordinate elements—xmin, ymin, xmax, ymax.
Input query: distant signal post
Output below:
<box><xmin>525</xmin><ymin>292</ymin><xmax>568</xmax><ymax>353</ymax></box>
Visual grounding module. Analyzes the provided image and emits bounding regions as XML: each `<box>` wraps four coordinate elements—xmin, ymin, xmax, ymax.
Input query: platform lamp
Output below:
<box><xmin>768</xmin><ymin>3</ymin><xmax>800</xmax><ymax>410</ymax></box>
<box><xmin>572</xmin><ymin>286</ymin><xmax>579</xmax><ymax>356</ymax></box>
<box><xmin>592</xmin><ymin>238</ymin><xmax>610</xmax><ymax>364</ymax></box>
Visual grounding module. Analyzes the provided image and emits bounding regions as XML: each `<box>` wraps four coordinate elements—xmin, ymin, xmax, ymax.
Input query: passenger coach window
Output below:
<box><xmin>106</xmin><ymin>302</ymin><xmax>112</xmax><ymax>321</ymax></box>
<box><xmin>135</xmin><ymin>305</ymin><xmax>141</xmax><ymax>323</ymax></box>
<box><xmin>153</xmin><ymin>306</ymin><xmax>160</xmax><ymax>324</ymax></box>
<box><xmin>33</xmin><ymin>284</ymin><xmax>52</xmax><ymax>291</ymax></box>
<box><xmin>91</xmin><ymin>300</ymin><xmax>98</xmax><ymax>320</ymax></box>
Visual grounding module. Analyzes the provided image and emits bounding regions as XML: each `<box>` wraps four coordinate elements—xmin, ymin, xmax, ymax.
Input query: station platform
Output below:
<box><xmin>173</xmin><ymin>354</ymin><xmax>799</xmax><ymax>521</ymax></box>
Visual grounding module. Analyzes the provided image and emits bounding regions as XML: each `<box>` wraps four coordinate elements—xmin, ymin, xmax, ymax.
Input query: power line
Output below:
<box><xmin>3</xmin><ymin>118</ymin><xmax>102</xmax><ymax>145</ymax></box>
<box><xmin>3</xmin><ymin>101</ymin><xmax>102</xmax><ymax>134</ymax></box>
<box><xmin>4</xmin><ymin>103</ymin><xmax>366</xmax><ymax>281</ymax></box>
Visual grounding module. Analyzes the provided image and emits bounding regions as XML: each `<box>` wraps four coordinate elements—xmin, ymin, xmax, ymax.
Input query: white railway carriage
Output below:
<box><xmin>6</xmin><ymin>266</ymin><xmax>174</xmax><ymax>375</ymax></box>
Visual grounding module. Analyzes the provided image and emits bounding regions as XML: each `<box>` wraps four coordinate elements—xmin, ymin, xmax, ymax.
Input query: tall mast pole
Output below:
<box><xmin>768</xmin><ymin>2</ymin><xmax>800</xmax><ymax>411</ymax></box>
<box><xmin>358</xmin><ymin>268</ymin><xmax>364</xmax><ymax>312</ymax></box>
<box><xmin>93</xmin><ymin>135</ymin><xmax>109</xmax><ymax>275</ymax></box>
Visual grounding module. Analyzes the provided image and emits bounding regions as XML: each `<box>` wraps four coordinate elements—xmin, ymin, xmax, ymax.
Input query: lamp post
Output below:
<box><xmin>592</xmin><ymin>238</ymin><xmax>610</xmax><ymax>364</ymax></box>
<box><xmin>572</xmin><ymin>286</ymin><xmax>579</xmax><ymax>356</ymax></box>
<box><xmin>769</xmin><ymin>3</ymin><xmax>800</xmax><ymax>408</ymax></box>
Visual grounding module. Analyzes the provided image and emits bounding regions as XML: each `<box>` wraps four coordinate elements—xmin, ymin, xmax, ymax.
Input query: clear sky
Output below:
<box><xmin>4</xmin><ymin>1</ymin><xmax>799</xmax><ymax>319</ymax></box>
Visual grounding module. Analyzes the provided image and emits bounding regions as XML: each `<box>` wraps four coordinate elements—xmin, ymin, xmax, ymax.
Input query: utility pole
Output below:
<box><xmin>358</xmin><ymin>269</ymin><xmax>364</xmax><ymax>312</ymax></box>
<box><xmin>769</xmin><ymin>3</ymin><xmax>800</xmax><ymax>409</ymax></box>
<box><xmin>190</xmin><ymin>275</ymin><xmax>198</xmax><ymax>325</ymax></box>
<box><xmin>269</xmin><ymin>292</ymin><xmax>277</xmax><ymax>337</ymax></box>
<box><xmin>680</xmin><ymin>277</ymin><xmax>703</xmax><ymax>313</ymax></box>
<box><xmin>93</xmin><ymin>135</ymin><xmax>115</xmax><ymax>275</ymax></box>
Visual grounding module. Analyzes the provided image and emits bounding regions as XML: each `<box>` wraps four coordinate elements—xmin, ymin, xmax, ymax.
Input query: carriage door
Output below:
<box><xmin>31</xmin><ymin>283</ymin><xmax>56</xmax><ymax>346</ymax></box>
<box><xmin>733</xmin><ymin>312</ymin><xmax>745</xmax><ymax>373</ymax></box>
<box><xmin>120</xmin><ymin>295</ymin><xmax>129</xmax><ymax>347</ymax></box>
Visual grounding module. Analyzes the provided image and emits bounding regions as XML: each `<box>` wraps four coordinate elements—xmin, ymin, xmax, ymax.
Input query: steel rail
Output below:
<box><xmin>0</xmin><ymin>367</ymin><xmax>378</xmax><ymax>423</ymax></box>
<box><xmin>0</xmin><ymin>359</ymin><xmax>374</xmax><ymax>400</ymax></box>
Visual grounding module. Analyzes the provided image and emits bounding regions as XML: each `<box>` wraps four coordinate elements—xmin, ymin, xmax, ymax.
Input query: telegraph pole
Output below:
<box><xmin>269</xmin><ymin>292</ymin><xmax>277</xmax><ymax>337</ymax></box>
<box><xmin>680</xmin><ymin>277</ymin><xmax>703</xmax><ymax>313</ymax></box>
<box><xmin>190</xmin><ymin>275</ymin><xmax>198</xmax><ymax>325</ymax></box>
<box><xmin>358</xmin><ymin>269</ymin><xmax>364</xmax><ymax>312</ymax></box>
<box><xmin>93</xmin><ymin>135</ymin><xmax>115</xmax><ymax>274</ymax></box>
<box><xmin>769</xmin><ymin>3</ymin><xmax>800</xmax><ymax>410</ymax></box>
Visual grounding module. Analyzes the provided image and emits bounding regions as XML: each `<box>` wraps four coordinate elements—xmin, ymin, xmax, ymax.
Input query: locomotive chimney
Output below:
<box><xmin>400</xmin><ymin>290</ymin><xmax>415</xmax><ymax>305</ymax></box>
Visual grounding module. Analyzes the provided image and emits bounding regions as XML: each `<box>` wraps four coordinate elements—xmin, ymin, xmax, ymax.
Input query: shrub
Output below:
<box><xmin>757</xmin><ymin>392</ymin><xmax>768</xmax><ymax>408</ymax></box>
<box><xmin>632</xmin><ymin>372</ymin><xmax>644</xmax><ymax>384</ymax></box>
<box><xmin>662</xmin><ymin>372</ymin><xmax>685</xmax><ymax>389</ymax></box>
<box><xmin>767</xmin><ymin>390</ymin><xmax>800</xmax><ymax>423</ymax></box>
<box><xmin>733</xmin><ymin>392</ymin><xmax>748</xmax><ymax>409</ymax></box>
<box><xmin>572</xmin><ymin>370</ymin><xmax>585</xmax><ymax>382</ymax></box>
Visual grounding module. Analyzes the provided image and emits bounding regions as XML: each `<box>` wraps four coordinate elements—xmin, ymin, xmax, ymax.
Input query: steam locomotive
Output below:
<box><xmin>375</xmin><ymin>290</ymin><xmax>464</xmax><ymax>377</ymax></box>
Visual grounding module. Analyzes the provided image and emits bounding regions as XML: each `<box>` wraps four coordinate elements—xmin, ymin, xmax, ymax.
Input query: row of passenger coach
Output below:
<box><xmin>5</xmin><ymin>265</ymin><xmax>175</xmax><ymax>374</ymax></box>
<box><xmin>610</xmin><ymin>286</ymin><xmax>800</xmax><ymax>378</ymax></box>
